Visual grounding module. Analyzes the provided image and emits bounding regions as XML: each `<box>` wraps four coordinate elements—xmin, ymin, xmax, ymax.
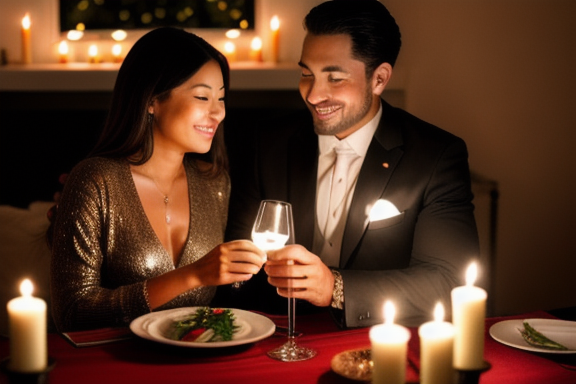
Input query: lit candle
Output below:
<box><xmin>250</xmin><ymin>37</ymin><xmax>263</xmax><ymax>62</ymax></box>
<box><xmin>7</xmin><ymin>279</ymin><xmax>47</xmax><ymax>373</ymax></box>
<box><xmin>270</xmin><ymin>15</ymin><xmax>280</xmax><ymax>63</ymax></box>
<box><xmin>88</xmin><ymin>44</ymin><xmax>99</xmax><ymax>63</ymax></box>
<box><xmin>21</xmin><ymin>14</ymin><xmax>32</xmax><ymax>64</ymax></box>
<box><xmin>58</xmin><ymin>40</ymin><xmax>69</xmax><ymax>63</ymax></box>
<box><xmin>451</xmin><ymin>262</ymin><xmax>486</xmax><ymax>369</ymax></box>
<box><xmin>112</xmin><ymin>43</ymin><xmax>123</xmax><ymax>63</ymax></box>
<box><xmin>223</xmin><ymin>41</ymin><xmax>236</xmax><ymax>63</ymax></box>
<box><xmin>369</xmin><ymin>301</ymin><xmax>410</xmax><ymax>384</ymax></box>
<box><xmin>418</xmin><ymin>303</ymin><xmax>455</xmax><ymax>384</ymax></box>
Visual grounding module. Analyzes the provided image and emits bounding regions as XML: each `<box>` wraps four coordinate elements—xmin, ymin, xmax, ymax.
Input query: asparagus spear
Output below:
<box><xmin>519</xmin><ymin>321</ymin><xmax>569</xmax><ymax>351</ymax></box>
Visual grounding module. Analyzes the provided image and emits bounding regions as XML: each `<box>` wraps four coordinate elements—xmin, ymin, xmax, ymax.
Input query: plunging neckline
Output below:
<box><xmin>126</xmin><ymin>159</ymin><xmax>193</xmax><ymax>268</ymax></box>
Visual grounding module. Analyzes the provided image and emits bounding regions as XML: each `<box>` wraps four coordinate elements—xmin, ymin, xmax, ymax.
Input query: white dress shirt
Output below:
<box><xmin>313</xmin><ymin>104</ymin><xmax>382</xmax><ymax>267</ymax></box>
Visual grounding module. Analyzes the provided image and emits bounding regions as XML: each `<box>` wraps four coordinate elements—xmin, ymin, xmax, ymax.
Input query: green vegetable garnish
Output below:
<box><xmin>519</xmin><ymin>321</ymin><xmax>569</xmax><ymax>351</ymax></box>
<box><xmin>174</xmin><ymin>307</ymin><xmax>239</xmax><ymax>343</ymax></box>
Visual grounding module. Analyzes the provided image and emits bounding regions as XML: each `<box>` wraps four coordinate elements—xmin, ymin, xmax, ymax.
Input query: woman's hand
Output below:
<box><xmin>265</xmin><ymin>244</ymin><xmax>334</xmax><ymax>307</ymax></box>
<box><xmin>187</xmin><ymin>240</ymin><xmax>266</xmax><ymax>287</ymax></box>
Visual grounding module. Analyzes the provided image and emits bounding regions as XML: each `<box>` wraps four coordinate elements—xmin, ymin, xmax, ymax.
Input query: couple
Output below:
<box><xmin>50</xmin><ymin>0</ymin><xmax>479</xmax><ymax>332</ymax></box>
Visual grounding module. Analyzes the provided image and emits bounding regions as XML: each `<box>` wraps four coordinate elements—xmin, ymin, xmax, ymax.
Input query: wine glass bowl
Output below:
<box><xmin>252</xmin><ymin>200</ymin><xmax>316</xmax><ymax>362</ymax></box>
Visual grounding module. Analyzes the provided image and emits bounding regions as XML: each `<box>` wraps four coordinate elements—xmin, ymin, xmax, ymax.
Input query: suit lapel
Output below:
<box><xmin>340</xmin><ymin>102</ymin><xmax>405</xmax><ymax>267</ymax></box>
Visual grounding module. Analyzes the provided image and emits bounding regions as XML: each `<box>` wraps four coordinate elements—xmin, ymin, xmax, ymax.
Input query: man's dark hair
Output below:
<box><xmin>304</xmin><ymin>0</ymin><xmax>401</xmax><ymax>75</ymax></box>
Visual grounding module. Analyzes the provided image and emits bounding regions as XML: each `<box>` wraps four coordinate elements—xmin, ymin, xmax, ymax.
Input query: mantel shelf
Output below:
<box><xmin>0</xmin><ymin>62</ymin><xmax>302</xmax><ymax>92</ymax></box>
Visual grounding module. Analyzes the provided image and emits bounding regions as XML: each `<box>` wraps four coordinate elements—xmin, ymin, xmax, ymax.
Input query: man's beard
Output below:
<box><xmin>312</xmin><ymin>86</ymin><xmax>373</xmax><ymax>136</ymax></box>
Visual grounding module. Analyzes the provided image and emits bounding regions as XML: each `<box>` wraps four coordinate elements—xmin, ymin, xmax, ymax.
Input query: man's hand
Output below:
<box><xmin>265</xmin><ymin>245</ymin><xmax>334</xmax><ymax>307</ymax></box>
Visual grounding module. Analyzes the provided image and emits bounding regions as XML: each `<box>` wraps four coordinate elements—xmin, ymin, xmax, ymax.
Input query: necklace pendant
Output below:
<box><xmin>163</xmin><ymin>196</ymin><xmax>169</xmax><ymax>205</ymax></box>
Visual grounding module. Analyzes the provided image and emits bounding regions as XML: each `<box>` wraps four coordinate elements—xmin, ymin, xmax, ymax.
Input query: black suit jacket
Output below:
<box><xmin>218</xmin><ymin>101</ymin><xmax>479</xmax><ymax>327</ymax></box>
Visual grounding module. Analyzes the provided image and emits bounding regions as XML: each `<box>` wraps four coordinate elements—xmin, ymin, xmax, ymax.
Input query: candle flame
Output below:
<box><xmin>251</xmin><ymin>37</ymin><xmax>262</xmax><ymax>50</ymax></box>
<box><xmin>465</xmin><ymin>262</ymin><xmax>478</xmax><ymax>286</ymax></box>
<box><xmin>433</xmin><ymin>302</ymin><xmax>445</xmax><ymax>322</ymax></box>
<box><xmin>384</xmin><ymin>300</ymin><xmax>395</xmax><ymax>325</ymax></box>
<box><xmin>20</xmin><ymin>279</ymin><xmax>33</xmax><ymax>297</ymax></box>
<box><xmin>58</xmin><ymin>41</ymin><xmax>69</xmax><ymax>55</ymax></box>
<box><xmin>270</xmin><ymin>15</ymin><xmax>280</xmax><ymax>31</ymax></box>
<box><xmin>22</xmin><ymin>14</ymin><xmax>31</xmax><ymax>30</ymax></box>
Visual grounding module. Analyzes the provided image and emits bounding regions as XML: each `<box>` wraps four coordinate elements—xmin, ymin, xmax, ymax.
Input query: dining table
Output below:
<box><xmin>1</xmin><ymin>308</ymin><xmax>575</xmax><ymax>384</ymax></box>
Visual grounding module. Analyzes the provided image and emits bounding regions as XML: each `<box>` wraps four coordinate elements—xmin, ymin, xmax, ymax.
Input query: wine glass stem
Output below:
<box><xmin>288</xmin><ymin>297</ymin><xmax>296</xmax><ymax>338</ymax></box>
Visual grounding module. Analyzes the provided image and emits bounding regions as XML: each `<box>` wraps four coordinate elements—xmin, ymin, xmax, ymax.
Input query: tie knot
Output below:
<box><xmin>334</xmin><ymin>142</ymin><xmax>355</xmax><ymax>157</ymax></box>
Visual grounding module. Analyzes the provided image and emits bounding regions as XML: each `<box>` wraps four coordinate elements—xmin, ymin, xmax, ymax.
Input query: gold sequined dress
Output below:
<box><xmin>50</xmin><ymin>157</ymin><xmax>229</xmax><ymax>332</ymax></box>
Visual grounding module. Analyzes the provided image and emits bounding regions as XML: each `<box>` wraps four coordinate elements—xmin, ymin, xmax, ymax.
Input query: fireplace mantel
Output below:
<box><xmin>0</xmin><ymin>62</ymin><xmax>302</xmax><ymax>92</ymax></box>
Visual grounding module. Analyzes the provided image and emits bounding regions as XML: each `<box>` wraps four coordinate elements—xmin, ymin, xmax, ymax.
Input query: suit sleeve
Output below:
<box><xmin>339</xmin><ymin>138</ymin><xmax>479</xmax><ymax>328</ymax></box>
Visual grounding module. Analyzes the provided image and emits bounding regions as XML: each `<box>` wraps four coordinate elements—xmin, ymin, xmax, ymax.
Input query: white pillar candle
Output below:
<box><xmin>7</xmin><ymin>279</ymin><xmax>47</xmax><ymax>373</ymax></box>
<box><xmin>369</xmin><ymin>301</ymin><xmax>411</xmax><ymax>384</ymax></box>
<box><xmin>418</xmin><ymin>302</ymin><xmax>455</xmax><ymax>384</ymax></box>
<box><xmin>451</xmin><ymin>262</ymin><xmax>486</xmax><ymax>369</ymax></box>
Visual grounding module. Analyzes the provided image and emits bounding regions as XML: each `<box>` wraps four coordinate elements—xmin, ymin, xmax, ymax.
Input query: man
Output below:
<box><xmin>218</xmin><ymin>0</ymin><xmax>479</xmax><ymax>328</ymax></box>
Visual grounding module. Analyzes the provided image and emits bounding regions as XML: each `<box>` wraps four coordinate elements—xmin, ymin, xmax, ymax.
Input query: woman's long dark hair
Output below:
<box><xmin>90</xmin><ymin>27</ymin><xmax>230</xmax><ymax>176</ymax></box>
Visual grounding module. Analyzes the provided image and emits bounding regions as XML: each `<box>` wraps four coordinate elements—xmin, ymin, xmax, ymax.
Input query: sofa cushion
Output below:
<box><xmin>0</xmin><ymin>201</ymin><xmax>53</xmax><ymax>336</ymax></box>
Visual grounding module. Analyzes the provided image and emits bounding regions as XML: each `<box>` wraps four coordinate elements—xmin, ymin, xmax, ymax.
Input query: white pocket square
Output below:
<box><xmin>368</xmin><ymin>199</ymin><xmax>401</xmax><ymax>221</ymax></box>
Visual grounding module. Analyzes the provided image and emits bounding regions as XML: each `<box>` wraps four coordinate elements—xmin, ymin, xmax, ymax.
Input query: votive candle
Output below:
<box><xmin>112</xmin><ymin>43</ymin><xmax>123</xmax><ymax>63</ymax></box>
<box><xmin>418</xmin><ymin>302</ymin><xmax>455</xmax><ymax>384</ymax></box>
<box><xmin>21</xmin><ymin>14</ymin><xmax>32</xmax><ymax>64</ymax></box>
<box><xmin>223</xmin><ymin>41</ymin><xmax>236</xmax><ymax>63</ymax></box>
<box><xmin>7</xmin><ymin>279</ymin><xmax>47</xmax><ymax>373</ymax></box>
<box><xmin>88</xmin><ymin>44</ymin><xmax>99</xmax><ymax>63</ymax></box>
<box><xmin>369</xmin><ymin>301</ymin><xmax>410</xmax><ymax>384</ymax></box>
<box><xmin>250</xmin><ymin>37</ymin><xmax>263</xmax><ymax>62</ymax></box>
<box><xmin>451</xmin><ymin>262</ymin><xmax>487</xmax><ymax>369</ymax></box>
<box><xmin>58</xmin><ymin>40</ymin><xmax>69</xmax><ymax>63</ymax></box>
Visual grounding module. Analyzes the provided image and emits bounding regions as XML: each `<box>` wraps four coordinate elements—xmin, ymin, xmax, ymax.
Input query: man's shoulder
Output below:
<box><xmin>381</xmin><ymin>102</ymin><xmax>465</xmax><ymax>146</ymax></box>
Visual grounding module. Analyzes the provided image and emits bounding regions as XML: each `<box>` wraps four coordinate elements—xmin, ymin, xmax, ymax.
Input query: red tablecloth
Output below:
<box><xmin>1</xmin><ymin>310</ymin><xmax>575</xmax><ymax>384</ymax></box>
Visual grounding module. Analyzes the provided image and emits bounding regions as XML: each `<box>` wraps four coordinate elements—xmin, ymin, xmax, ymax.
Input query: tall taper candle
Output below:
<box><xmin>270</xmin><ymin>16</ymin><xmax>280</xmax><ymax>62</ymax></box>
<box><xmin>369</xmin><ymin>301</ymin><xmax>410</xmax><ymax>384</ymax></box>
<box><xmin>451</xmin><ymin>262</ymin><xmax>486</xmax><ymax>369</ymax></box>
<box><xmin>21</xmin><ymin>14</ymin><xmax>32</xmax><ymax>64</ymax></box>
<box><xmin>7</xmin><ymin>279</ymin><xmax>47</xmax><ymax>372</ymax></box>
<box><xmin>418</xmin><ymin>302</ymin><xmax>455</xmax><ymax>384</ymax></box>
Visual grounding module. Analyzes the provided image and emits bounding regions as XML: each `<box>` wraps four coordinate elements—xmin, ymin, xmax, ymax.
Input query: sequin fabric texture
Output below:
<box><xmin>50</xmin><ymin>157</ymin><xmax>230</xmax><ymax>332</ymax></box>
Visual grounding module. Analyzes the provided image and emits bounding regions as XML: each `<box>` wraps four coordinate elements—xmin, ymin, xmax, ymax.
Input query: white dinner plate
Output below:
<box><xmin>130</xmin><ymin>307</ymin><xmax>276</xmax><ymax>348</ymax></box>
<box><xmin>489</xmin><ymin>318</ymin><xmax>576</xmax><ymax>354</ymax></box>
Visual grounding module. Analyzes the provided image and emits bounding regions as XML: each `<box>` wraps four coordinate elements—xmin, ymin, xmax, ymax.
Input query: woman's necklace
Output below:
<box><xmin>151</xmin><ymin>178</ymin><xmax>172</xmax><ymax>225</ymax></box>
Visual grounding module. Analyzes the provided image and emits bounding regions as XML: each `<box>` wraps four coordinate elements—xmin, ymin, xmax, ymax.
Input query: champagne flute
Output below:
<box><xmin>252</xmin><ymin>200</ymin><xmax>316</xmax><ymax>362</ymax></box>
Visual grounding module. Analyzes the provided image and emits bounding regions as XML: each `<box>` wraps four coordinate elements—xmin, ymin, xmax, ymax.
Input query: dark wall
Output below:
<box><xmin>0</xmin><ymin>90</ymin><xmax>306</xmax><ymax>207</ymax></box>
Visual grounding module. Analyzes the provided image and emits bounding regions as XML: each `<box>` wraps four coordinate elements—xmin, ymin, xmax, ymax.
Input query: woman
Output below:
<box><xmin>50</xmin><ymin>28</ymin><xmax>264</xmax><ymax>332</ymax></box>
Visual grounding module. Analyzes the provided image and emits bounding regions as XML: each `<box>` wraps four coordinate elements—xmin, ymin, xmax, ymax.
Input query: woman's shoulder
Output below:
<box><xmin>68</xmin><ymin>157</ymin><xmax>128</xmax><ymax>185</ymax></box>
<box><xmin>71</xmin><ymin>157</ymin><xmax>125</xmax><ymax>173</ymax></box>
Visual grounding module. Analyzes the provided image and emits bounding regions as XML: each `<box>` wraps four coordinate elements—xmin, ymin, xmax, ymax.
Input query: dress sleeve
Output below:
<box><xmin>50</xmin><ymin>160</ymin><xmax>150</xmax><ymax>332</ymax></box>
